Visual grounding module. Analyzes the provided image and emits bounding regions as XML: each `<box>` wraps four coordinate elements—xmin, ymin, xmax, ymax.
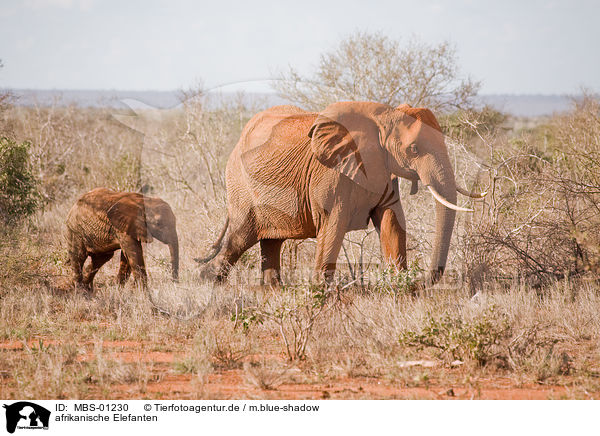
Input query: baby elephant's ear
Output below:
<box><xmin>107</xmin><ymin>196</ymin><xmax>153</xmax><ymax>243</ymax></box>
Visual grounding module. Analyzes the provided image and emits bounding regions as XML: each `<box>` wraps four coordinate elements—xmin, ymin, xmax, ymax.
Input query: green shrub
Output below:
<box><xmin>374</xmin><ymin>261</ymin><xmax>423</xmax><ymax>296</ymax></box>
<box><xmin>0</xmin><ymin>137</ymin><xmax>40</xmax><ymax>226</ymax></box>
<box><xmin>399</xmin><ymin>306</ymin><xmax>512</xmax><ymax>366</ymax></box>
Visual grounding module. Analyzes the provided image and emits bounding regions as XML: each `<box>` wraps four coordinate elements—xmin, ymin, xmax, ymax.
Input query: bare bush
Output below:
<box><xmin>273</xmin><ymin>32</ymin><xmax>480</xmax><ymax>112</ymax></box>
<box><xmin>243</xmin><ymin>360</ymin><xmax>297</xmax><ymax>390</ymax></box>
<box><xmin>234</xmin><ymin>285</ymin><xmax>332</xmax><ymax>361</ymax></box>
<box><xmin>457</xmin><ymin>93</ymin><xmax>600</xmax><ymax>289</ymax></box>
<box><xmin>6</xmin><ymin>104</ymin><xmax>143</xmax><ymax>202</ymax></box>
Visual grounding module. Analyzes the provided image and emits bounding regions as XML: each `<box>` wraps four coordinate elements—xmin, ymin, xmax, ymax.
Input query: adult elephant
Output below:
<box><xmin>200</xmin><ymin>102</ymin><xmax>483</xmax><ymax>286</ymax></box>
<box><xmin>66</xmin><ymin>188</ymin><xmax>179</xmax><ymax>291</ymax></box>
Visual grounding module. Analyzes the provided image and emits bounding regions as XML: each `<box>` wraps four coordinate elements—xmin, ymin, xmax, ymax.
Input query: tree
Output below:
<box><xmin>273</xmin><ymin>32</ymin><xmax>480</xmax><ymax>112</ymax></box>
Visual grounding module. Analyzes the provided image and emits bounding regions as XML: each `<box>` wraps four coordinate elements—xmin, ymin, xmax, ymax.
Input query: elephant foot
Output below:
<box><xmin>73</xmin><ymin>280</ymin><xmax>93</xmax><ymax>295</ymax></box>
<box><xmin>131</xmin><ymin>276</ymin><xmax>148</xmax><ymax>290</ymax></box>
<box><xmin>310</xmin><ymin>269</ymin><xmax>336</xmax><ymax>286</ymax></box>
<box><xmin>425</xmin><ymin>268</ymin><xmax>444</xmax><ymax>287</ymax></box>
<box><xmin>260</xmin><ymin>268</ymin><xmax>282</xmax><ymax>287</ymax></box>
<box><xmin>116</xmin><ymin>274</ymin><xmax>128</xmax><ymax>287</ymax></box>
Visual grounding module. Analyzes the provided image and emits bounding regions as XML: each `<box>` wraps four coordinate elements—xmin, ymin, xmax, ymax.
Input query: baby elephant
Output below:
<box><xmin>66</xmin><ymin>188</ymin><xmax>179</xmax><ymax>291</ymax></box>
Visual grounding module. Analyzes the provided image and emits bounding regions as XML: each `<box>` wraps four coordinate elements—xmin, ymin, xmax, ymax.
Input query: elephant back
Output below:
<box><xmin>66</xmin><ymin>188</ymin><xmax>123</xmax><ymax>251</ymax></box>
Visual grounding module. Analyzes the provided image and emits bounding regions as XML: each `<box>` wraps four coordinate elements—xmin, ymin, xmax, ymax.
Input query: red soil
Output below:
<box><xmin>2</xmin><ymin>338</ymin><xmax>589</xmax><ymax>400</ymax></box>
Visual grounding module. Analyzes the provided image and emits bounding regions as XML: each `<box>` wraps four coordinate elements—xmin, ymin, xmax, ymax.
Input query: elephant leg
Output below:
<box><xmin>313</xmin><ymin>212</ymin><xmax>349</xmax><ymax>283</ymax></box>
<box><xmin>260</xmin><ymin>239</ymin><xmax>284</xmax><ymax>286</ymax></box>
<box><xmin>119</xmin><ymin>237</ymin><xmax>147</xmax><ymax>288</ymax></box>
<box><xmin>68</xmin><ymin>236</ymin><xmax>88</xmax><ymax>289</ymax></box>
<box><xmin>371</xmin><ymin>205</ymin><xmax>407</xmax><ymax>270</ymax></box>
<box><xmin>82</xmin><ymin>251</ymin><xmax>114</xmax><ymax>291</ymax></box>
<box><xmin>117</xmin><ymin>251</ymin><xmax>131</xmax><ymax>286</ymax></box>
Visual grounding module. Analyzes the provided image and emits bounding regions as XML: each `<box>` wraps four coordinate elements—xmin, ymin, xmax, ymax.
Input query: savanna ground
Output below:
<box><xmin>1</xmin><ymin>90</ymin><xmax>600</xmax><ymax>400</ymax></box>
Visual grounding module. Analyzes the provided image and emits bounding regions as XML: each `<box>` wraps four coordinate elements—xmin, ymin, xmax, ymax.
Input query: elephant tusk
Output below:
<box><xmin>456</xmin><ymin>186</ymin><xmax>487</xmax><ymax>199</ymax></box>
<box><xmin>427</xmin><ymin>185</ymin><xmax>473</xmax><ymax>212</ymax></box>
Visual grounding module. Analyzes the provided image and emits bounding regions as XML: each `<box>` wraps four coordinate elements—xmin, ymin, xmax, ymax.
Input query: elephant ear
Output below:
<box><xmin>308</xmin><ymin>104</ymin><xmax>388</xmax><ymax>193</ymax></box>
<box><xmin>397</xmin><ymin>106</ymin><xmax>442</xmax><ymax>132</ymax></box>
<box><xmin>106</xmin><ymin>196</ymin><xmax>153</xmax><ymax>243</ymax></box>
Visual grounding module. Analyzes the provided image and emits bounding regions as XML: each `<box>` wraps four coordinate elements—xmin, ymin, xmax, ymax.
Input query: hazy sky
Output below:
<box><xmin>1</xmin><ymin>0</ymin><xmax>598</xmax><ymax>94</ymax></box>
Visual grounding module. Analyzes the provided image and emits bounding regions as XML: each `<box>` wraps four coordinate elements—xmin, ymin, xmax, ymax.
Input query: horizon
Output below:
<box><xmin>5</xmin><ymin>88</ymin><xmax>584</xmax><ymax>117</ymax></box>
<box><xmin>2</xmin><ymin>86</ymin><xmax>591</xmax><ymax>97</ymax></box>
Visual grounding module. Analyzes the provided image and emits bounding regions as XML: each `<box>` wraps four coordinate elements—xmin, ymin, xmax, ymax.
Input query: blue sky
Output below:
<box><xmin>1</xmin><ymin>0</ymin><xmax>598</xmax><ymax>94</ymax></box>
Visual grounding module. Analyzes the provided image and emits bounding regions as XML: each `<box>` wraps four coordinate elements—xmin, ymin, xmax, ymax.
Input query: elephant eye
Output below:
<box><xmin>409</xmin><ymin>143</ymin><xmax>418</xmax><ymax>154</ymax></box>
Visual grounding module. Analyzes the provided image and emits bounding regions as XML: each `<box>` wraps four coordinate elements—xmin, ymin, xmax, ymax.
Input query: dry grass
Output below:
<box><xmin>1</xmin><ymin>94</ymin><xmax>600</xmax><ymax>399</ymax></box>
<box><xmin>2</xmin><ymin>279</ymin><xmax>600</xmax><ymax>398</ymax></box>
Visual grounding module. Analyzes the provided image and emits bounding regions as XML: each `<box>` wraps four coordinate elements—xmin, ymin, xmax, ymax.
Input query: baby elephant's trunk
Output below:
<box><xmin>168</xmin><ymin>237</ymin><xmax>179</xmax><ymax>281</ymax></box>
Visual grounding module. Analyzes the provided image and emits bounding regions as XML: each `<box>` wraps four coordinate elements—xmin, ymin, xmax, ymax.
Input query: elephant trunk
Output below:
<box><xmin>429</xmin><ymin>188</ymin><xmax>456</xmax><ymax>285</ymax></box>
<box><xmin>419</xmin><ymin>161</ymin><xmax>458</xmax><ymax>286</ymax></box>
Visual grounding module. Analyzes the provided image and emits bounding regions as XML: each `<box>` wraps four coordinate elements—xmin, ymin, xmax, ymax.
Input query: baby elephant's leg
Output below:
<box><xmin>82</xmin><ymin>252</ymin><xmax>114</xmax><ymax>291</ymax></box>
<box><xmin>117</xmin><ymin>251</ymin><xmax>131</xmax><ymax>285</ymax></box>
<box><xmin>119</xmin><ymin>236</ymin><xmax>148</xmax><ymax>288</ymax></box>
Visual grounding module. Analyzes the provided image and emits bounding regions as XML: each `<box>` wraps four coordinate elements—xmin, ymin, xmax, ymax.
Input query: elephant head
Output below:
<box><xmin>309</xmin><ymin>101</ymin><xmax>480</xmax><ymax>285</ymax></box>
<box><xmin>107</xmin><ymin>195</ymin><xmax>179</xmax><ymax>281</ymax></box>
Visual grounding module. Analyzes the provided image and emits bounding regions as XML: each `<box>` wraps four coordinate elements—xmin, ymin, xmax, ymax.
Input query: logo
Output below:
<box><xmin>2</xmin><ymin>402</ymin><xmax>50</xmax><ymax>434</ymax></box>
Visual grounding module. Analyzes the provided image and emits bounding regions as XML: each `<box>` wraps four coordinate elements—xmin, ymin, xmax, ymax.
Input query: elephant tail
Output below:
<box><xmin>194</xmin><ymin>217</ymin><xmax>229</xmax><ymax>264</ymax></box>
